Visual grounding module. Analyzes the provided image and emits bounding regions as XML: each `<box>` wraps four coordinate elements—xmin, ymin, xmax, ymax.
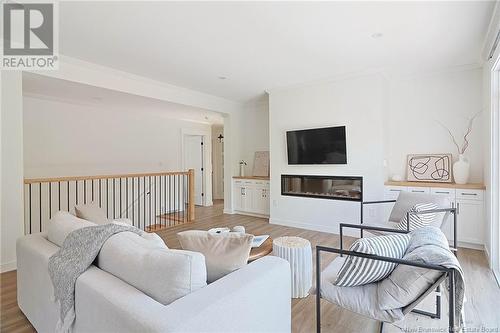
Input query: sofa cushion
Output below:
<box><xmin>97</xmin><ymin>231</ymin><xmax>206</xmax><ymax>305</ymax></box>
<box><xmin>334</xmin><ymin>233</ymin><xmax>410</xmax><ymax>287</ymax></box>
<box><xmin>75</xmin><ymin>202</ymin><xmax>110</xmax><ymax>225</ymax></box>
<box><xmin>177</xmin><ymin>230</ymin><xmax>254</xmax><ymax>283</ymax></box>
<box><xmin>47</xmin><ymin>211</ymin><xmax>96</xmax><ymax>247</ymax></box>
<box><xmin>321</xmin><ymin>257</ymin><xmax>404</xmax><ymax>323</ymax></box>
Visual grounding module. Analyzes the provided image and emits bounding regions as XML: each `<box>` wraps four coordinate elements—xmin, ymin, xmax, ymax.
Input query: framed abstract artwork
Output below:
<box><xmin>406</xmin><ymin>153</ymin><xmax>452</xmax><ymax>183</ymax></box>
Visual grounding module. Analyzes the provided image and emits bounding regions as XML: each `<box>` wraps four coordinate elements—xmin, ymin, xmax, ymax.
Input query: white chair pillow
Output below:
<box><xmin>334</xmin><ymin>233</ymin><xmax>410</xmax><ymax>287</ymax></box>
<box><xmin>97</xmin><ymin>231</ymin><xmax>206</xmax><ymax>305</ymax></box>
<box><xmin>47</xmin><ymin>211</ymin><xmax>96</xmax><ymax>247</ymax></box>
<box><xmin>177</xmin><ymin>230</ymin><xmax>254</xmax><ymax>283</ymax></box>
<box><xmin>397</xmin><ymin>203</ymin><xmax>438</xmax><ymax>231</ymax></box>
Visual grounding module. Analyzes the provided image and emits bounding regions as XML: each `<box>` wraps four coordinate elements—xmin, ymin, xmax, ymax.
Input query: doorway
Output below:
<box><xmin>183</xmin><ymin>135</ymin><xmax>204</xmax><ymax>206</ymax></box>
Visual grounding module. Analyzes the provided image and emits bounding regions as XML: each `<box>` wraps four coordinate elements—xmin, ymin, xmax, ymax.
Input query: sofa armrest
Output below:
<box><xmin>74</xmin><ymin>255</ymin><xmax>291</xmax><ymax>333</ymax></box>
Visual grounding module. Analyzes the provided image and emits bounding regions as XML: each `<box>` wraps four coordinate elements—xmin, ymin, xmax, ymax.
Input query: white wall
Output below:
<box><xmin>23</xmin><ymin>95</ymin><xmax>213</xmax><ymax>203</ymax></box>
<box><xmin>1</xmin><ymin>72</ymin><xmax>25</xmax><ymax>272</ymax></box>
<box><xmin>268</xmin><ymin>68</ymin><xmax>484</xmax><ymax>236</ymax></box>
<box><xmin>385</xmin><ymin>68</ymin><xmax>484</xmax><ymax>182</ymax></box>
<box><xmin>224</xmin><ymin>97</ymin><xmax>270</xmax><ymax>213</ymax></box>
<box><xmin>269</xmin><ymin>74</ymin><xmax>387</xmax><ymax>234</ymax></box>
<box><xmin>239</xmin><ymin>97</ymin><xmax>270</xmax><ymax>175</ymax></box>
<box><xmin>211</xmin><ymin>125</ymin><xmax>224</xmax><ymax>200</ymax></box>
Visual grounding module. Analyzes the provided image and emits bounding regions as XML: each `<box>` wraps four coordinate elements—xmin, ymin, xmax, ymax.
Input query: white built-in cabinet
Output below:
<box><xmin>232</xmin><ymin>177</ymin><xmax>270</xmax><ymax>217</ymax></box>
<box><xmin>384</xmin><ymin>182</ymin><xmax>485</xmax><ymax>249</ymax></box>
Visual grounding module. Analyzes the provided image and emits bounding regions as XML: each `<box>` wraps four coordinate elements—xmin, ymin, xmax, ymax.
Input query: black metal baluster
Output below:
<box><xmin>76</xmin><ymin>180</ymin><xmax>78</xmax><ymax>205</ymax></box>
<box><xmin>106</xmin><ymin>179</ymin><xmax>109</xmax><ymax>218</ymax></box>
<box><xmin>29</xmin><ymin>184</ymin><xmax>32</xmax><ymax>234</ymax></box>
<box><xmin>169</xmin><ymin>175</ymin><xmax>171</xmax><ymax>226</ymax></box>
<box><xmin>113</xmin><ymin>178</ymin><xmax>116</xmax><ymax>219</ymax></box>
<box><xmin>49</xmin><ymin>182</ymin><xmax>52</xmax><ymax>219</ymax></box>
<box><xmin>159</xmin><ymin>175</ymin><xmax>162</xmax><ymax>226</ymax></box>
<box><xmin>137</xmin><ymin>177</ymin><xmax>140</xmax><ymax>229</ymax></box>
<box><xmin>183</xmin><ymin>174</ymin><xmax>186</xmax><ymax>222</ymax></box>
<box><xmin>66</xmin><ymin>181</ymin><xmax>69</xmax><ymax>211</ymax></box>
<box><xmin>175</xmin><ymin>175</ymin><xmax>178</xmax><ymax>225</ymax></box>
<box><xmin>118</xmin><ymin>177</ymin><xmax>122</xmax><ymax>218</ymax></box>
<box><xmin>132</xmin><ymin>177</ymin><xmax>135</xmax><ymax>226</ymax></box>
<box><xmin>126</xmin><ymin>178</ymin><xmax>129</xmax><ymax>219</ymax></box>
<box><xmin>91</xmin><ymin>180</ymin><xmax>94</xmax><ymax>202</ymax></box>
<box><xmin>84</xmin><ymin>180</ymin><xmax>86</xmax><ymax>204</ymax></box>
<box><xmin>58</xmin><ymin>181</ymin><xmax>61</xmax><ymax>210</ymax></box>
<box><xmin>149</xmin><ymin>176</ymin><xmax>152</xmax><ymax>228</ymax></box>
<box><xmin>143</xmin><ymin>177</ymin><xmax>146</xmax><ymax>229</ymax></box>
<box><xmin>154</xmin><ymin>176</ymin><xmax>157</xmax><ymax>227</ymax></box>
<box><xmin>39</xmin><ymin>183</ymin><xmax>42</xmax><ymax>232</ymax></box>
<box><xmin>99</xmin><ymin>179</ymin><xmax>102</xmax><ymax>207</ymax></box>
<box><xmin>119</xmin><ymin>178</ymin><xmax>122</xmax><ymax>218</ymax></box>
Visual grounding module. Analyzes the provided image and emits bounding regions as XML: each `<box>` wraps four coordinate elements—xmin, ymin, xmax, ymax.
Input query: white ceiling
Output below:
<box><xmin>22</xmin><ymin>73</ymin><xmax>225</xmax><ymax>125</ymax></box>
<box><xmin>59</xmin><ymin>1</ymin><xmax>495</xmax><ymax>102</ymax></box>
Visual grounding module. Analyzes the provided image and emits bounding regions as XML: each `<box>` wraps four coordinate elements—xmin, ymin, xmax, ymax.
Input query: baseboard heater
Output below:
<box><xmin>281</xmin><ymin>174</ymin><xmax>363</xmax><ymax>202</ymax></box>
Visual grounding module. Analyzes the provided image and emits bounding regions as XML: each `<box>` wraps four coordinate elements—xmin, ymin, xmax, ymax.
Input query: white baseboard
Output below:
<box><xmin>269</xmin><ymin>218</ymin><xmax>359</xmax><ymax>238</ymax></box>
<box><xmin>233</xmin><ymin>211</ymin><xmax>269</xmax><ymax>219</ymax></box>
<box><xmin>456</xmin><ymin>241</ymin><xmax>484</xmax><ymax>251</ymax></box>
<box><xmin>223</xmin><ymin>209</ymin><xmax>234</xmax><ymax>215</ymax></box>
<box><xmin>1</xmin><ymin>260</ymin><xmax>17</xmax><ymax>273</ymax></box>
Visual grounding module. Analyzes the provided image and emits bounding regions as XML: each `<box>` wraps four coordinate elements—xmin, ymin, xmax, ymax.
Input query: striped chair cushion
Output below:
<box><xmin>396</xmin><ymin>203</ymin><xmax>438</xmax><ymax>231</ymax></box>
<box><xmin>334</xmin><ymin>234</ymin><xmax>411</xmax><ymax>287</ymax></box>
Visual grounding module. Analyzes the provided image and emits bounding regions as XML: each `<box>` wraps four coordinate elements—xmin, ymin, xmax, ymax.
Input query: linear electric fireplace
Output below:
<box><xmin>281</xmin><ymin>175</ymin><xmax>362</xmax><ymax>202</ymax></box>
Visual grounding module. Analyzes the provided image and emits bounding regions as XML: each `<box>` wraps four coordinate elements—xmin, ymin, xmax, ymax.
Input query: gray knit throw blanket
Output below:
<box><xmin>48</xmin><ymin>224</ymin><xmax>142</xmax><ymax>333</ymax></box>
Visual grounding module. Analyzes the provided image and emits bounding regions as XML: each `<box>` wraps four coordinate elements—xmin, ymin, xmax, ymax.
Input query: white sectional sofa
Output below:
<box><xmin>17</xmin><ymin>232</ymin><xmax>292</xmax><ymax>333</ymax></box>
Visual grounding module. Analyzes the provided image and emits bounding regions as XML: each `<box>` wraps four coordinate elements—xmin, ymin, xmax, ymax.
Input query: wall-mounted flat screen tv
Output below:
<box><xmin>286</xmin><ymin>126</ymin><xmax>347</xmax><ymax>164</ymax></box>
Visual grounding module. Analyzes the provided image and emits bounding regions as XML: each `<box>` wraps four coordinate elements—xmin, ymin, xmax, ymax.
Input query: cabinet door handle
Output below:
<box><xmin>412</xmin><ymin>190</ymin><xmax>425</xmax><ymax>193</ymax></box>
<box><xmin>461</xmin><ymin>192</ymin><xmax>477</xmax><ymax>196</ymax></box>
<box><xmin>456</xmin><ymin>202</ymin><xmax>460</xmax><ymax>214</ymax></box>
<box><xmin>241</xmin><ymin>188</ymin><xmax>245</xmax><ymax>195</ymax></box>
<box><xmin>389</xmin><ymin>189</ymin><xmax>401</xmax><ymax>192</ymax></box>
<box><xmin>435</xmin><ymin>191</ymin><xmax>449</xmax><ymax>194</ymax></box>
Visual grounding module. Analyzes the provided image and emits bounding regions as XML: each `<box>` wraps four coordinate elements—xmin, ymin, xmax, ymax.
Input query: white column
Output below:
<box><xmin>1</xmin><ymin>71</ymin><xmax>24</xmax><ymax>272</ymax></box>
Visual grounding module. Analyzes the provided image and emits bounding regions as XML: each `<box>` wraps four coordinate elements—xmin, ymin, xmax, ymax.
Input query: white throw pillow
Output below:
<box><xmin>74</xmin><ymin>202</ymin><xmax>110</xmax><ymax>225</ymax></box>
<box><xmin>47</xmin><ymin>211</ymin><xmax>96</xmax><ymax>247</ymax></box>
<box><xmin>177</xmin><ymin>230</ymin><xmax>254</xmax><ymax>283</ymax></box>
<box><xmin>334</xmin><ymin>233</ymin><xmax>410</xmax><ymax>287</ymax></box>
<box><xmin>97</xmin><ymin>232</ymin><xmax>206</xmax><ymax>305</ymax></box>
<box><xmin>397</xmin><ymin>203</ymin><xmax>438</xmax><ymax>231</ymax></box>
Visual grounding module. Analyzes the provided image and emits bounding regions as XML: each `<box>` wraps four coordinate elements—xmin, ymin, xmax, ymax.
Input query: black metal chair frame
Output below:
<box><xmin>316</xmin><ymin>225</ymin><xmax>456</xmax><ymax>333</ymax></box>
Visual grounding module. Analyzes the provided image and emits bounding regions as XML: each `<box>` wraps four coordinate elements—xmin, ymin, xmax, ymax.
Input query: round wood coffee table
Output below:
<box><xmin>248</xmin><ymin>237</ymin><xmax>273</xmax><ymax>262</ymax></box>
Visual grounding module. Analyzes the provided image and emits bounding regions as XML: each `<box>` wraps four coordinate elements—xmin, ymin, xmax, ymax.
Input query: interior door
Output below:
<box><xmin>184</xmin><ymin>135</ymin><xmax>204</xmax><ymax>206</ymax></box>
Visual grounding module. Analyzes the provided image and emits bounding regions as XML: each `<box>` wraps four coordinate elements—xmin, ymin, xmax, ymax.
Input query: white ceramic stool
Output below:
<box><xmin>273</xmin><ymin>236</ymin><xmax>312</xmax><ymax>298</ymax></box>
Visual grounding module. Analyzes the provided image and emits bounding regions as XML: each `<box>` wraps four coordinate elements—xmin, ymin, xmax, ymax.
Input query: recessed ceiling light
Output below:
<box><xmin>218</xmin><ymin>76</ymin><xmax>227</xmax><ymax>80</ymax></box>
<box><xmin>371</xmin><ymin>33</ymin><xmax>383</xmax><ymax>39</ymax></box>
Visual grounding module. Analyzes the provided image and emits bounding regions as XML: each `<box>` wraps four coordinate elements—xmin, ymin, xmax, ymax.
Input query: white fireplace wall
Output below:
<box><xmin>269</xmin><ymin>73</ymin><xmax>387</xmax><ymax>235</ymax></box>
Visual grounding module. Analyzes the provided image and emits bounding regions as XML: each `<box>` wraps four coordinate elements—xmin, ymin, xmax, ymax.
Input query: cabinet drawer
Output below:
<box><xmin>254</xmin><ymin>180</ymin><xmax>270</xmax><ymax>187</ymax></box>
<box><xmin>407</xmin><ymin>187</ymin><xmax>430</xmax><ymax>194</ymax></box>
<box><xmin>384</xmin><ymin>186</ymin><xmax>407</xmax><ymax>200</ymax></box>
<box><xmin>430</xmin><ymin>188</ymin><xmax>456</xmax><ymax>197</ymax></box>
<box><xmin>456</xmin><ymin>189</ymin><xmax>483</xmax><ymax>201</ymax></box>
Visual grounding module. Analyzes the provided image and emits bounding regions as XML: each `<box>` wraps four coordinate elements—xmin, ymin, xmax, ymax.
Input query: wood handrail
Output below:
<box><xmin>24</xmin><ymin>171</ymin><xmax>190</xmax><ymax>184</ymax></box>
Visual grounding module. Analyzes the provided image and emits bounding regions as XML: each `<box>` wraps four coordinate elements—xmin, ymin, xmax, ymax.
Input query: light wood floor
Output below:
<box><xmin>1</xmin><ymin>200</ymin><xmax>499</xmax><ymax>332</ymax></box>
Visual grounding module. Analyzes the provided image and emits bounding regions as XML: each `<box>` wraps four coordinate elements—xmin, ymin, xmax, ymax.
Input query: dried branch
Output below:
<box><xmin>460</xmin><ymin>111</ymin><xmax>481</xmax><ymax>154</ymax></box>
<box><xmin>437</xmin><ymin>121</ymin><xmax>461</xmax><ymax>155</ymax></box>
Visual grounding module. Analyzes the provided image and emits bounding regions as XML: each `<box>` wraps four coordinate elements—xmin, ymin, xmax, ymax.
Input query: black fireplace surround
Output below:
<box><xmin>281</xmin><ymin>175</ymin><xmax>363</xmax><ymax>202</ymax></box>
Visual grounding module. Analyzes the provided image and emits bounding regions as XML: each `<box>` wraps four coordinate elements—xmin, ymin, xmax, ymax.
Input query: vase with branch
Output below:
<box><xmin>239</xmin><ymin>160</ymin><xmax>247</xmax><ymax>177</ymax></box>
<box><xmin>439</xmin><ymin>111</ymin><xmax>481</xmax><ymax>184</ymax></box>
